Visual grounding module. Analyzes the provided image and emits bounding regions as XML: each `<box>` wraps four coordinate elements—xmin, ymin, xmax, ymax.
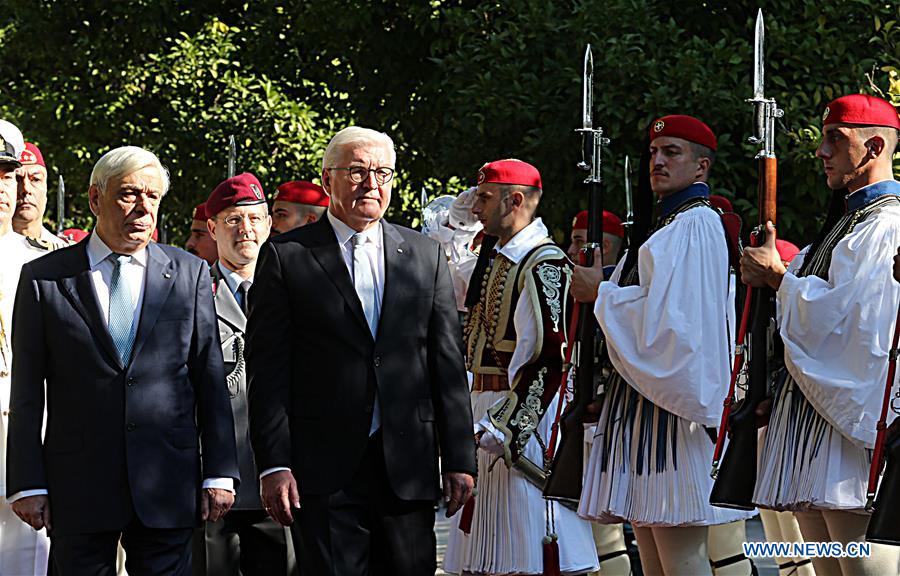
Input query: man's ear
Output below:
<box><xmin>696</xmin><ymin>156</ymin><xmax>711</xmax><ymax>178</ymax></box>
<box><xmin>321</xmin><ymin>170</ymin><xmax>331</xmax><ymax>194</ymax></box>
<box><xmin>866</xmin><ymin>135</ymin><xmax>886</xmax><ymax>158</ymax></box>
<box><xmin>88</xmin><ymin>185</ymin><xmax>101</xmax><ymax>216</ymax></box>
<box><xmin>207</xmin><ymin>218</ymin><xmax>217</xmax><ymax>242</ymax></box>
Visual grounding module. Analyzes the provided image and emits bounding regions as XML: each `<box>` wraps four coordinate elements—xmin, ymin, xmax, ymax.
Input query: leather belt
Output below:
<box><xmin>472</xmin><ymin>373</ymin><xmax>509</xmax><ymax>392</ymax></box>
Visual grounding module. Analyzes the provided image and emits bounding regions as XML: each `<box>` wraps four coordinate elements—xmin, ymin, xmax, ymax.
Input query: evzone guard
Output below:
<box><xmin>743</xmin><ymin>94</ymin><xmax>900</xmax><ymax>575</ymax></box>
<box><xmin>443</xmin><ymin>159</ymin><xmax>598</xmax><ymax>575</ymax></box>
<box><xmin>575</xmin><ymin>115</ymin><xmax>754</xmax><ymax>575</ymax></box>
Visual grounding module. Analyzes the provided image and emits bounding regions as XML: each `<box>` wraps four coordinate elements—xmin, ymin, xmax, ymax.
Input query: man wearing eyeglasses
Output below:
<box><xmin>245</xmin><ymin>126</ymin><xmax>476</xmax><ymax>575</ymax></box>
<box><xmin>193</xmin><ymin>173</ymin><xmax>294</xmax><ymax>575</ymax></box>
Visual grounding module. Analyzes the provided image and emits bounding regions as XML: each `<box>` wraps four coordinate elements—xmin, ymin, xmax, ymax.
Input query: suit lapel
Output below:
<box><xmin>308</xmin><ymin>218</ymin><xmax>370</xmax><ymax>335</ymax></box>
<box><xmin>130</xmin><ymin>243</ymin><xmax>176</xmax><ymax>363</ymax></box>
<box><xmin>211</xmin><ymin>262</ymin><xmax>246</xmax><ymax>333</ymax></box>
<box><xmin>58</xmin><ymin>242</ymin><xmax>123</xmax><ymax>369</ymax></box>
<box><xmin>378</xmin><ymin>221</ymin><xmax>407</xmax><ymax>341</ymax></box>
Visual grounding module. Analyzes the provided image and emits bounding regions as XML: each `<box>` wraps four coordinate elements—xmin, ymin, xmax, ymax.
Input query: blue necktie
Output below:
<box><xmin>352</xmin><ymin>234</ymin><xmax>380</xmax><ymax>336</ymax></box>
<box><xmin>108</xmin><ymin>254</ymin><xmax>136</xmax><ymax>364</ymax></box>
<box><xmin>352</xmin><ymin>233</ymin><xmax>382</xmax><ymax>435</ymax></box>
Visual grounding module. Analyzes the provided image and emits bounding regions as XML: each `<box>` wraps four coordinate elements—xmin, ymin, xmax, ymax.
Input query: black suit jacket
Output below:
<box><xmin>246</xmin><ymin>216</ymin><xmax>476</xmax><ymax>500</ymax></box>
<box><xmin>6</xmin><ymin>238</ymin><xmax>240</xmax><ymax>535</ymax></box>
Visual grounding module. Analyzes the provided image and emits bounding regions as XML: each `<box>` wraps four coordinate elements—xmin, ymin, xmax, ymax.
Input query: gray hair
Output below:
<box><xmin>90</xmin><ymin>146</ymin><xmax>170</xmax><ymax>195</ymax></box>
<box><xmin>322</xmin><ymin>126</ymin><xmax>396</xmax><ymax>172</ymax></box>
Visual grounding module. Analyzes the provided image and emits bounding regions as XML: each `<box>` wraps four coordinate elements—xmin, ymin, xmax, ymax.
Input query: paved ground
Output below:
<box><xmin>434</xmin><ymin>512</ymin><xmax>778</xmax><ymax>575</ymax></box>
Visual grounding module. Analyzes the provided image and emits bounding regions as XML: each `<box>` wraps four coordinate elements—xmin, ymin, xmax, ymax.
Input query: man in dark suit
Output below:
<box><xmin>246</xmin><ymin>126</ymin><xmax>476</xmax><ymax>575</ymax></box>
<box><xmin>6</xmin><ymin>146</ymin><xmax>240</xmax><ymax>576</ymax></box>
<box><xmin>194</xmin><ymin>173</ymin><xmax>293</xmax><ymax>575</ymax></box>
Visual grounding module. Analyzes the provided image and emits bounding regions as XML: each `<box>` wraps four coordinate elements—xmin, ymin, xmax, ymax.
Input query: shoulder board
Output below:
<box><xmin>25</xmin><ymin>236</ymin><xmax>54</xmax><ymax>251</ymax></box>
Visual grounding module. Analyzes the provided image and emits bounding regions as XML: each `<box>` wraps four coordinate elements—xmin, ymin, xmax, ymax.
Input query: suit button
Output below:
<box><xmin>374</xmin><ymin>356</ymin><xmax>382</xmax><ymax>367</ymax></box>
<box><xmin>127</xmin><ymin>423</ymin><xmax>136</xmax><ymax>432</ymax></box>
<box><xmin>127</xmin><ymin>378</ymin><xmax>136</xmax><ymax>387</ymax></box>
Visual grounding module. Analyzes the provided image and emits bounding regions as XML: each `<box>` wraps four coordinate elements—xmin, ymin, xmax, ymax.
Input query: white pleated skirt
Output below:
<box><xmin>579</xmin><ymin>375</ymin><xmax>754</xmax><ymax>527</ymax></box>
<box><xmin>754</xmin><ymin>376</ymin><xmax>872</xmax><ymax>511</ymax></box>
<box><xmin>443</xmin><ymin>390</ymin><xmax>599</xmax><ymax>575</ymax></box>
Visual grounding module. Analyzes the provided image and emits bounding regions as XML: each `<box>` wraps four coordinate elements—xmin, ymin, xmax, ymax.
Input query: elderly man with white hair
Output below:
<box><xmin>246</xmin><ymin>126</ymin><xmax>476</xmax><ymax>575</ymax></box>
<box><xmin>6</xmin><ymin>145</ymin><xmax>239</xmax><ymax>575</ymax></box>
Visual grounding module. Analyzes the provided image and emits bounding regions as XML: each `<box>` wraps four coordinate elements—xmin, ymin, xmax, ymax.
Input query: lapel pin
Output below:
<box><xmin>163</xmin><ymin>272</ymin><xmax>171</xmax><ymax>279</ymax></box>
<box><xmin>397</xmin><ymin>248</ymin><xmax>403</xmax><ymax>254</ymax></box>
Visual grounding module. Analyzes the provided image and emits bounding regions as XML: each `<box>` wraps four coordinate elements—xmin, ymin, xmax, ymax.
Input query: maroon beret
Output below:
<box><xmin>61</xmin><ymin>228</ymin><xmax>88</xmax><ymax>243</ymax></box>
<box><xmin>708</xmin><ymin>194</ymin><xmax>733</xmax><ymax>213</ymax></box>
<box><xmin>650</xmin><ymin>115</ymin><xmax>717</xmax><ymax>151</ymax></box>
<box><xmin>19</xmin><ymin>143</ymin><xmax>45</xmax><ymax>168</ymax></box>
<box><xmin>571</xmin><ymin>209</ymin><xmax>624</xmax><ymax>239</ymax></box>
<box><xmin>822</xmin><ymin>94</ymin><xmax>900</xmax><ymax>129</ymax></box>
<box><xmin>274</xmin><ymin>180</ymin><xmax>329</xmax><ymax>207</ymax></box>
<box><xmin>477</xmin><ymin>159</ymin><xmax>542</xmax><ymax>189</ymax></box>
<box><xmin>206</xmin><ymin>173</ymin><xmax>266</xmax><ymax>218</ymax></box>
<box><xmin>775</xmin><ymin>239</ymin><xmax>800</xmax><ymax>263</ymax></box>
<box><xmin>192</xmin><ymin>202</ymin><xmax>209</xmax><ymax>222</ymax></box>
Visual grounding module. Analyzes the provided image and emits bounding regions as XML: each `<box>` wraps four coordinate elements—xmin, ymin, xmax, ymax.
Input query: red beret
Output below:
<box><xmin>477</xmin><ymin>159</ymin><xmax>542</xmax><ymax>189</ymax></box>
<box><xmin>709</xmin><ymin>194</ymin><xmax>733</xmax><ymax>213</ymax></box>
<box><xmin>571</xmin><ymin>209</ymin><xmax>624</xmax><ymax>239</ymax></box>
<box><xmin>274</xmin><ymin>180</ymin><xmax>329</xmax><ymax>207</ymax></box>
<box><xmin>650</xmin><ymin>115</ymin><xmax>717</xmax><ymax>151</ymax></box>
<box><xmin>19</xmin><ymin>142</ymin><xmax>45</xmax><ymax>168</ymax></box>
<box><xmin>775</xmin><ymin>239</ymin><xmax>800</xmax><ymax>263</ymax></box>
<box><xmin>206</xmin><ymin>173</ymin><xmax>266</xmax><ymax>218</ymax></box>
<box><xmin>822</xmin><ymin>94</ymin><xmax>900</xmax><ymax>129</ymax></box>
<box><xmin>60</xmin><ymin>228</ymin><xmax>88</xmax><ymax>243</ymax></box>
<box><xmin>192</xmin><ymin>202</ymin><xmax>209</xmax><ymax>222</ymax></box>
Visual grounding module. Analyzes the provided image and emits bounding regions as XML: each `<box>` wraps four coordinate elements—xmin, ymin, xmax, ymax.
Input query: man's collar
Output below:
<box><xmin>327</xmin><ymin>210</ymin><xmax>382</xmax><ymax>246</ymax></box>
<box><xmin>494</xmin><ymin>218</ymin><xmax>548</xmax><ymax>264</ymax></box>
<box><xmin>86</xmin><ymin>230</ymin><xmax>148</xmax><ymax>268</ymax></box>
<box><xmin>216</xmin><ymin>261</ymin><xmax>251</xmax><ymax>294</ymax></box>
<box><xmin>657</xmin><ymin>182</ymin><xmax>710</xmax><ymax>219</ymax></box>
<box><xmin>846</xmin><ymin>179</ymin><xmax>900</xmax><ymax>212</ymax></box>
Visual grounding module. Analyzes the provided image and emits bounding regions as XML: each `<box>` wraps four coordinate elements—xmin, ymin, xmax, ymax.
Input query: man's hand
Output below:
<box><xmin>893</xmin><ymin>246</ymin><xmax>900</xmax><ymax>284</ymax></box>
<box><xmin>571</xmin><ymin>248</ymin><xmax>604</xmax><ymax>303</ymax></box>
<box><xmin>260</xmin><ymin>470</ymin><xmax>300</xmax><ymax>526</ymax></box>
<box><xmin>442</xmin><ymin>472</ymin><xmax>475</xmax><ymax>518</ymax></box>
<box><xmin>740</xmin><ymin>222</ymin><xmax>786</xmax><ymax>290</ymax></box>
<box><xmin>11</xmin><ymin>495</ymin><xmax>51</xmax><ymax>531</ymax></box>
<box><xmin>200</xmin><ymin>488</ymin><xmax>234</xmax><ymax>522</ymax></box>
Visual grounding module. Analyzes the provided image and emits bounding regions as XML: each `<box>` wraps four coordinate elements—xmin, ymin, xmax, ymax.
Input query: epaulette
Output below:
<box><xmin>25</xmin><ymin>236</ymin><xmax>55</xmax><ymax>252</ymax></box>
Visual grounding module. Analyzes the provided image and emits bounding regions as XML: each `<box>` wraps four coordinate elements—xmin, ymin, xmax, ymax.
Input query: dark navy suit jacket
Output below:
<box><xmin>6</xmin><ymin>237</ymin><xmax>239</xmax><ymax>535</ymax></box>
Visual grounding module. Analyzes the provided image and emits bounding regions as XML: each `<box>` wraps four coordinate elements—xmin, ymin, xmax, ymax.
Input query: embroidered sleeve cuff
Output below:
<box><xmin>7</xmin><ymin>489</ymin><xmax>48</xmax><ymax>503</ymax></box>
<box><xmin>202</xmin><ymin>477</ymin><xmax>235</xmax><ymax>493</ymax></box>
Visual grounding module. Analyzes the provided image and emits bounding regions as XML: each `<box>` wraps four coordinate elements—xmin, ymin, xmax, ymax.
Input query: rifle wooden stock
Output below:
<box><xmin>544</xmin><ymin>299</ymin><xmax>596</xmax><ymax>503</ymax></box>
<box><xmin>866</xmin><ymin>427</ymin><xmax>900</xmax><ymax>544</ymax></box>
<box><xmin>709</xmin><ymin>157</ymin><xmax>777</xmax><ymax>510</ymax></box>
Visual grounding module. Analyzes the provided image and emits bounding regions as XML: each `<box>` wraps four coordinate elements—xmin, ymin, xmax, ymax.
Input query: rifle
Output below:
<box><xmin>864</xmin><ymin>299</ymin><xmax>900</xmax><ymax>544</ymax></box>
<box><xmin>56</xmin><ymin>175</ymin><xmax>65</xmax><ymax>235</ymax></box>
<box><xmin>709</xmin><ymin>9</ymin><xmax>783</xmax><ymax>510</ymax></box>
<box><xmin>227</xmin><ymin>135</ymin><xmax>237</xmax><ymax>179</ymax></box>
<box><xmin>544</xmin><ymin>44</ymin><xmax>609</xmax><ymax>502</ymax></box>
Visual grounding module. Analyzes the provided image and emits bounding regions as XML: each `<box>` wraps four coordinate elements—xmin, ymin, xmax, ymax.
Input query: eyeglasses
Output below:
<box><xmin>327</xmin><ymin>166</ymin><xmax>395</xmax><ymax>185</ymax></box>
<box><xmin>221</xmin><ymin>213</ymin><xmax>266</xmax><ymax>227</ymax></box>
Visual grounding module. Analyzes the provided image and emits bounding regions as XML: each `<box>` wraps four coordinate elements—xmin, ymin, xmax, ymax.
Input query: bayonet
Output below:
<box><xmin>623</xmin><ymin>155</ymin><xmax>633</xmax><ymax>228</ymax></box>
<box><xmin>748</xmin><ymin>9</ymin><xmax>783</xmax><ymax>158</ymax></box>
<box><xmin>56</xmin><ymin>175</ymin><xmax>65</xmax><ymax>235</ymax></box>
<box><xmin>227</xmin><ymin>135</ymin><xmax>236</xmax><ymax>178</ymax></box>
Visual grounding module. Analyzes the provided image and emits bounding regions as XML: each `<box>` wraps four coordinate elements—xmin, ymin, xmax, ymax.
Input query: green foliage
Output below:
<box><xmin>1</xmin><ymin>0</ymin><xmax>898</xmax><ymax>247</ymax></box>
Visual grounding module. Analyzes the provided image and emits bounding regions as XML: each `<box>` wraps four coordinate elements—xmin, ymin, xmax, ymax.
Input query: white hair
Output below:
<box><xmin>322</xmin><ymin>126</ymin><xmax>396</xmax><ymax>171</ymax></box>
<box><xmin>90</xmin><ymin>146</ymin><xmax>170</xmax><ymax>195</ymax></box>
